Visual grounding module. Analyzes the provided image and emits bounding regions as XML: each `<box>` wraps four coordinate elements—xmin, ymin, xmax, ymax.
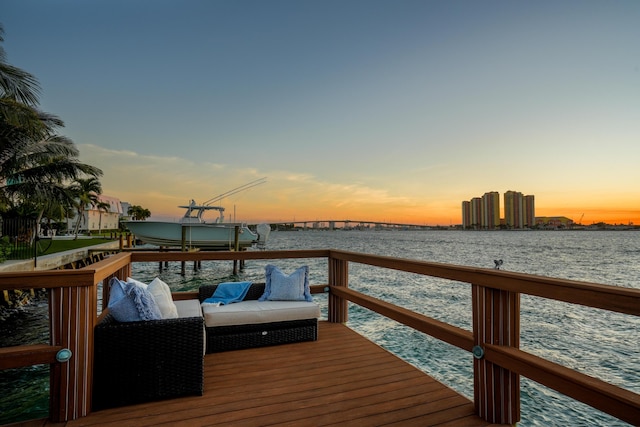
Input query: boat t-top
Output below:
<box><xmin>179</xmin><ymin>200</ymin><xmax>226</xmax><ymax>224</ymax></box>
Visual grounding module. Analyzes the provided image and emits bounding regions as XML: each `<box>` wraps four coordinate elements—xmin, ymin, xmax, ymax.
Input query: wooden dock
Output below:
<box><xmin>27</xmin><ymin>322</ymin><xmax>501</xmax><ymax>427</ymax></box>
<box><xmin>3</xmin><ymin>249</ymin><xmax>638</xmax><ymax>426</ymax></box>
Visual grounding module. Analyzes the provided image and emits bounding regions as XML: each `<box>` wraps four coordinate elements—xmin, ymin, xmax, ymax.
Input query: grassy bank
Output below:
<box><xmin>38</xmin><ymin>237</ymin><xmax>115</xmax><ymax>255</ymax></box>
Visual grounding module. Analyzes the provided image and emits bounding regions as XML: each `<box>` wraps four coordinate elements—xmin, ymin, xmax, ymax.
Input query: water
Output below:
<box><xmin>1</xmin><ymin>230</ymin><xmax>639</xmax><ymax>425</ymax></box>
<box><xmin>0</xmin><ymin>299</ymin><xmax>50</xmax><ymax>424</ymax></box>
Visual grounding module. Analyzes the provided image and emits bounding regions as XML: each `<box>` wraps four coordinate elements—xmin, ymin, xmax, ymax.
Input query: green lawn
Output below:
<box><xmin>3</xmin><ymin>236</ymin><xmax>119</xmax><ymax>262</ymax></box>
<box><xmin>38</xmin><ymin>237</ymin><xmax>115</xmax><ymax>255</ymax></box>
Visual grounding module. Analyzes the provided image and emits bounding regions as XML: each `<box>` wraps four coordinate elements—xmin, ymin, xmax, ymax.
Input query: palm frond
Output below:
<box><xmin>0</xmin><ymin>24</ymin><xmax>41</xmax><ymax>106</ymax></box>
<box><xmin>0</xmin><ymin>63</ymin><xmax>41</xmax><ymax>107</ymax></box>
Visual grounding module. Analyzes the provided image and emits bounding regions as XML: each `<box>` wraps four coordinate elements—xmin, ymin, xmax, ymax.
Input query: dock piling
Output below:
<box><xmin>233</xmin><ymin>226</ymin><xmax>240</xmax><ymax>275</ymax></box>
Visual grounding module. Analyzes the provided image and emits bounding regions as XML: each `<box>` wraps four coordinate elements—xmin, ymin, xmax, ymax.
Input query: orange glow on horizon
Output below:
<box><xmin>142</xmin><ymin>198</ymin><xmax>640</xmax><ymax>227</ymax></box>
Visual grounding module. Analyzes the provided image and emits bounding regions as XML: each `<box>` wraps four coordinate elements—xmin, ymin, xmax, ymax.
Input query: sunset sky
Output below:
<box><xmin>3</xmin><ymin>1</ymin><xmax>639</xmax><ymax>225</ymax></box>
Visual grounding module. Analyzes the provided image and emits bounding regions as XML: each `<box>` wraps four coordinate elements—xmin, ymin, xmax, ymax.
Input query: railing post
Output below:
<box><xmin>328</xmin><ymin>253</ymin><xmax>348</xmax><ymax>323</ymax></box>
<box><xmin>472</xmin><ymin>284</ymin><xmax>520</xmax><ymax>425</ymax></box>
<box><xmin>233</xmin><ymin>226</ymin><xmax>240</xmax><ymax>275</ymax></box>
<box><xmin>49</xmin><ymin>284</ymin><xmax>96</xmax><ymax>422</ymax></box>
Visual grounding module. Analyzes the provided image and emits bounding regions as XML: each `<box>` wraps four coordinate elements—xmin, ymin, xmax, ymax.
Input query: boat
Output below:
<box><xmin>123</xmin><ymin>202</ymin><xmax>269</xmax><ymax>250</ymax></box>
<box><xmin>122</xmin><ymin>179</ymin><xmax>271</xmax><ymax>250</ymax></box>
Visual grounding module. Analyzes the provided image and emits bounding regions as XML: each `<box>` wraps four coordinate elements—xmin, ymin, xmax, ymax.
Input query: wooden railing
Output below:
<box><xmin>0</xmin><ymin>249</ymin><xmax>638</xmax><ymax>425</ymax></box>
<box><xmin>0</xmin><ymin>253</ymin><xmax>131</xmax><ymax>422</ymax></box>
<box><xmin>326</xmin><ymin>250</ymin><xmax>640</xmax><ymax>425</ymax></box>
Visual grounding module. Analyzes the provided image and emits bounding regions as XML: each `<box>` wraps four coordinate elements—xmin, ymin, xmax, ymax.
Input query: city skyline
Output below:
<box><xmin>3</xmin><ymin>1</ymin><xmax>639</xmax><ymax>226</ymax></box>
<box><xmin>462</xmin><ymin>190</ymin><xmax>538</xmax><ymax>229</ymax></box>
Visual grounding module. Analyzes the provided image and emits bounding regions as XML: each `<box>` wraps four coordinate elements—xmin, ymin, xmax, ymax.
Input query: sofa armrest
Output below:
<box><xmin>174</xmin><ymin>299</ymin><xmax>203</xmax><ymax>318</ymax></box>
<box><xmin>93</xmin><ymin>313</ymin><xmax>204</xmax><ymax>410</ymax></box>
<box><xmin>199</xmin><ymin>282</ymin><xmax>265</xmax><ymax>302</ymax></box>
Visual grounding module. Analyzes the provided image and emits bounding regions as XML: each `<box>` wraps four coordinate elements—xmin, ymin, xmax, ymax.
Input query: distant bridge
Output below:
<box><xmin>261</xmin><ymin>220</ymin><xmax>433</xmax><ymax>230</ymax></box>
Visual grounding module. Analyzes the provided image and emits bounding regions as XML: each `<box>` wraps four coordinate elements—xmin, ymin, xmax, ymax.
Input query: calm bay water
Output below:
<box><xmin>1</xmin><ymin>230</ymin><xmax>639</xmax><ymax>425</ymax></box>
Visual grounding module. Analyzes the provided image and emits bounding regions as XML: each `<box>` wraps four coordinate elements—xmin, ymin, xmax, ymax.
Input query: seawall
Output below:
<box><xmin>0</xmin><ymin>242</ymin><xmax>121</xmax><ymax>319</ymax></box>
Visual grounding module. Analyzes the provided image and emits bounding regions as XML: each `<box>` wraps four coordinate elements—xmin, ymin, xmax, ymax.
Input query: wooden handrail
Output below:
<box><xmin>130</xmin><ymin>249</ymin><xmax>330</xmax><ymax>262</ymax></box>
<box><xmin>0</xmin><ymin>344</ymin><xmax>63</xmax><ymax>370</ymax></box>
<box><xmin>326</xmin><ymin>249</ymin><xmax>640</xmax><ymax>424</ymax></box>
<box><xmin>0</xmin><ymin>270</ymin><xmax>95</xmax><ymax>291</ymax></box>
<box><xmin>330</xmin><ymin>286</ymin><xmax>474</xmax><ymax>351</ymax></box>
<box><xmin>484</xmin><ymin>343</ymin><xmax>640</xmax><ymax>426</ymax></box>
<box><xmin>327</xmin><ymin>284</ymin><xmax>640</xmax><ymax>425</ymax></box>
<box><xmin>89</xmin><ymin>252</ymin><xmax>132</xmax><ymax>283</ymax></box>
<box><xmin>329</xmin><ymin>249</ymin><xmax>640</xmax><ymax>316</ymax></box>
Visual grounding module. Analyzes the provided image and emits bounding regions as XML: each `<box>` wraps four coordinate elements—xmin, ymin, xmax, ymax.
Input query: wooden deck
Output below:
<box><xmin>24</xmin><ymin>322</ymin><xmax>504</xmax><ymax>427</ymax></box>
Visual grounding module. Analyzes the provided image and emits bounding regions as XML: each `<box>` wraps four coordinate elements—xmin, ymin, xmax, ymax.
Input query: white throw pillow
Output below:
<box><xmin>126</xmin><ymin>277</ymin><xmax>149</xmax><ymax>289</ymax></box>
<box><xmin>148</xmin><ymin>277</ymin><xmax>179</xmax><ymax>319</ymax></box>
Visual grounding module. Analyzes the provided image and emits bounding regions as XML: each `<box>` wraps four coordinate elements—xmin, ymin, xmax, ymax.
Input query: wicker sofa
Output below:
<box><xmin>198</xmin><ymin>283</ymin><xmax>319</xmax><ymax>353</ymax></box>
<box><xmin>92</xmin><ymin>299</ymin><xmax>204</xmax><ymax>410</ymax></box>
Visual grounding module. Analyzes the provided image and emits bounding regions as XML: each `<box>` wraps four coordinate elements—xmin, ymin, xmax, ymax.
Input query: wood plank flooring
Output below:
<box><xmin>33</xmin><ymin>322</ymin><xmax>503</xmax><ymax>426</ymax></box>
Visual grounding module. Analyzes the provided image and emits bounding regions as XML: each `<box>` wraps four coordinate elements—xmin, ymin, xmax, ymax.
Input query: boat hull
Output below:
<box><xmin>123</xmin><ymin>221</ymin><xmax>258</xmax><ymax>249</ymax></box>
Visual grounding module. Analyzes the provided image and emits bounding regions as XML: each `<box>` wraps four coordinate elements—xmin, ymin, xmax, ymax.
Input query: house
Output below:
<box><xmin>65</xmin><ymin>195</ymin><xmax>126</xmax><ymax>234</ymax></box>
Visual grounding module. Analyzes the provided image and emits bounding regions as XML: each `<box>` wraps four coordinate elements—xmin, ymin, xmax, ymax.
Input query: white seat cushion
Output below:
<box><xmin>175</xmin><ymin>299</ymin><xmax>204</xmax><ymax>318</ymax></box>
<box><xmin>201</xmin><ymin>300</ymin><xmax>320</xmax><ymax>327</ymax></box>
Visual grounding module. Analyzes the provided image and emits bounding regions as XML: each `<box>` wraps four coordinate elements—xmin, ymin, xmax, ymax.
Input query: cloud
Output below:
<box><xmin>77</xmin><ymin>145</ymin><xmax>414</xmax><ymax>222</ymax></box>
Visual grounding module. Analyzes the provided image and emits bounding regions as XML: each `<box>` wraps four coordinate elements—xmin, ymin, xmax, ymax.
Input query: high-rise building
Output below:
<box><xmin>461</xmin><ymin>201</ymin><xmax>471</xmax><ymax>228</ymax></box>
<box><xmin>471</xmin><ymin>197</ymin><xmax>483</xmax><ymax>229</ymax></box>
<box><xmin>504</xmin><ymin>190</ymin><xmax>523</xmax><ymax>229</ymax></box>
<box><xmin>481</xmin><ymin>192</ymin><xmax>500</xmax><ymax>229</ymax></box>
<box><xmin>524</xmin><ymin>195</ymin><xmax>535</xmax><ymax>228</ymax></box>
<box><xmin>504</xmin><ymin>191</ymin><xmax>536</xmax><ymax>229</ymax></box>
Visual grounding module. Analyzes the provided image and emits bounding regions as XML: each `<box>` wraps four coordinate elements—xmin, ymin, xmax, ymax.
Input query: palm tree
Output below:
<box><xmin>96</xmin><ymin>200</ymin><xmax>110</xmax><ymax>234</ymax></box>
<box><xmin>40</xmin><ymin>193</ymin><xmax>74</xmax><ymax>236</ymax></box>
<box><xmin>68</xmin><ymin>177</ymin><xmax>102</xmax><ymax>238</ymax></box>
<box><xmin>0</xmin><ymin>23</ymin><xmax>102</xmax><ymax>220</ymax></box>
<box><xmin>128</xmin><ymin>205</ymin><xmax>151</xmax><ymax>221</ymax></box>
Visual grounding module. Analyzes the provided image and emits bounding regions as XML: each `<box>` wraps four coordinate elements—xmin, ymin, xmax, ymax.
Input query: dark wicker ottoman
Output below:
<box><xmin>199</xmin><ymin>283</ymin><xmax>318</xmax><ymax>353</ymax></box>
<box><xmin>93</xmin><ymin>312</ymin><xmax>204</xmax><ymax>410</ymax></box>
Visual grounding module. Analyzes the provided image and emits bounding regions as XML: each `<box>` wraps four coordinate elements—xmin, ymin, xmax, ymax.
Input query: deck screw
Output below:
<box><xmin>472</xmin><ymin>345</ymin><xmax>484</xmax><ymax>359</ymax></box>
<box><xmin>56</xmin><ymin>348</ymin><xmax>72</xmax><ymax>363</ymax></box>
